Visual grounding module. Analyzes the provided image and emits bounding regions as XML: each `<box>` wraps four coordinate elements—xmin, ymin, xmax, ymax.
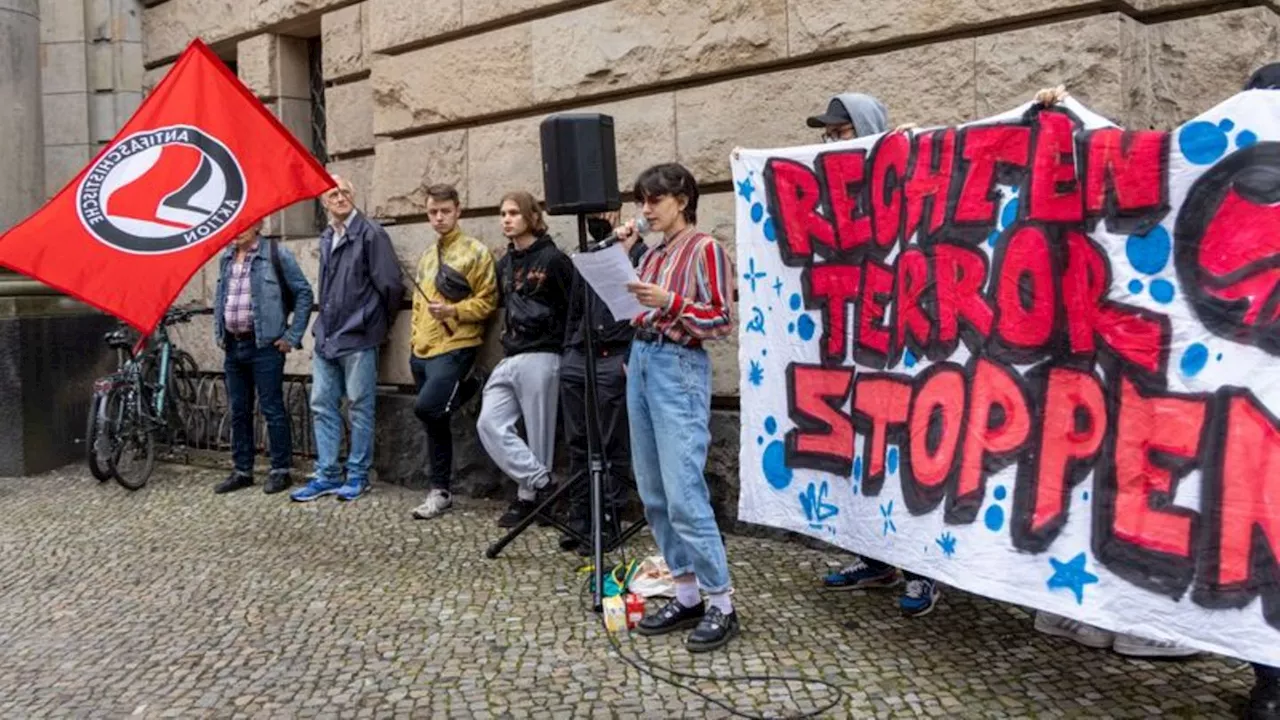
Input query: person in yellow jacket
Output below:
<box><xmin>409</xmin><ymin>183</ymin><xmax>498</xmax><ymax>520</ymax></box>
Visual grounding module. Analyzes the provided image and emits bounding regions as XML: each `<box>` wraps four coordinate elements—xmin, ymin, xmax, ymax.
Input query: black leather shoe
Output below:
<box><xmin>686</xmin><ymin>607</ymin><xmax>740</xmax><ymax>653</ymax></box>
<box><xmin>636</xmin><ymin>599</ymin><xmax>705</xmax><ymax>636</ymax></box>
<box><xmin>215</xmin><ymin>472</ymin><xmax>253</xmax><ymax>494</ymax></box>
<box><xmin>263</xmin><ymin>471</ymin><xmax>292</xmax><ymax>495</ymax></box>
<box><xmin>498</xmin><ymin>499</ymin><xmax>538</xmax><ymax>528</ymax></box>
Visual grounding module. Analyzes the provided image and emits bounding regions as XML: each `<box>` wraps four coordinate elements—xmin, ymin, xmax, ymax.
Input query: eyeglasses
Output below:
<box><xmin>821</xmin><ymin>126</ymin><xmax>856</xmax><ymax>143</ymax></box>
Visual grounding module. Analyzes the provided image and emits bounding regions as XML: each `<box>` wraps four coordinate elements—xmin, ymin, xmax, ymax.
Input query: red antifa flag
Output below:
<box><xmin>0</xmin><ymin>39</ymin><xmax>333</xmax><ymax>334</ymax></box>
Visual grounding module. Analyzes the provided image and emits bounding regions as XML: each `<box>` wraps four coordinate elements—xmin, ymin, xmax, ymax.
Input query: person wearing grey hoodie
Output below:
<box><xmin>805</xmin><ymin>92</ymin><xmax>890</xmax><ymax>144</ymax></box>
<box><xmin>805</xmin><ymin>92</ymin><xmax>943</xmax><ymax>618</ymax></box>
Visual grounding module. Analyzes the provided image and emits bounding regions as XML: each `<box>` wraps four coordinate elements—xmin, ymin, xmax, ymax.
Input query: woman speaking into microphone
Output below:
<box><xmin>615</xmin><ymin>163</ymin><xmax>739</xmax><ymax>653</ymax></box>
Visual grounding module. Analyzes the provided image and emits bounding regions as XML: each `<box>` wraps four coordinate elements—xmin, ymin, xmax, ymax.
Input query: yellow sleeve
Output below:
<box><xmin>454</xmin><ymin>245</ymin><xmax>497</xmax><ymax>323</ymax></box>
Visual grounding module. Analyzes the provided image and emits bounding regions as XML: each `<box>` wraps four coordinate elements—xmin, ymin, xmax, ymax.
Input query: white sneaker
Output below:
<box><xmin>412</xmin><ymin>489</ymin><xmax>452</xmax><ymax>520</ymax></box>
<box><xmin>1113</xmin><ymin>633</ymin><xmax>1198</xmax><ymax>658</ymax></box>
<box><xmin>1033</xmin><ymin>611</ymin><xmax>1115</xmax><ymax>649</ymax></box>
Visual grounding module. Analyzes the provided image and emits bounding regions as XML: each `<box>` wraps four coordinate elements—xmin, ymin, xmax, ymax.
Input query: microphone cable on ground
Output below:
<box><xmin>574</xmin><ymin>550</ymin><xmax>849</xmax><ymax>719</ymax></box>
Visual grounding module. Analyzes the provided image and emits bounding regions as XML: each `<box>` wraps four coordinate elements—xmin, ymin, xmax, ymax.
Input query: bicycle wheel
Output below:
<box><xmin>85</xmin><ymin>390</ymin><xmax>113</xmax><ymax>482</ymax></box>
<box><xmin>169</xmin><ymin>350</ymin><xmax>199</xmax><ymax>404</ymax></box>
<box><xmin>112</xmin><ymin>382</ymin><xmax>155</xmax><ymax>491</ymax></box>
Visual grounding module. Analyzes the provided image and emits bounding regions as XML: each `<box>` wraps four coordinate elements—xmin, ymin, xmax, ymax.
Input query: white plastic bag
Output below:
<box><xmin>627</xmin><ymin>555</ymin><xmax>674</xmax><ymax>598</ymax></box>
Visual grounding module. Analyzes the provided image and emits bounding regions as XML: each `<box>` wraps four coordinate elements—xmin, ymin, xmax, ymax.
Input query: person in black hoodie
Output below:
<box><xmin>557</xmin><ymin>211</ymin><xmax>648</xmax><ymax>554</ymax></box>
<box><xmin>477</xmin><ymin>191</ymin><xmax>576</xmax><ymax>528</ymax></box>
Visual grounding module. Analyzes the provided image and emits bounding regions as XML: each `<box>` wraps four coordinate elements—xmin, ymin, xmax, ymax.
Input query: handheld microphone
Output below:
<box><xmin>589</xmin><ymin>215</ymin><xmax>649</xmax><ymax>251</ymax></box>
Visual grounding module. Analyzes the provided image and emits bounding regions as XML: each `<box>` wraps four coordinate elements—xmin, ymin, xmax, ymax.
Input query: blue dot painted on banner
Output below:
<box><xmin>987</xmin><ymin>230</ymin><xmax>1000</xmax><ymax>248</ymax></box>
<box><xmin>1220</xmin><ymin>119</ymin><xmax>1236</xmax><ymax>133</ymax></box>
<box><xmin>1083</xmin><ymin>491</ymin><xmax>1091</xmax><ymax>501</ymax></box>
<box><xmin>757</xmin><ymin>436</ymin><xmax>764</xmax><ymax>446</ymax></box>
<box><xmin>994</xmin><ymin>485</ymin><xmax>1007</xmax><ymax>502</ymax></box>
<box><xmin>904</xmin><ymin>349</ymin><xmax>917</xmax><ymax>368</ymax></box>
<box><xmin>1179</xmin><ymin>121</ymin><xmax>1230</xmax><ymax>165</ymax></box>
<box><xmin>1000</xmin><ymin>198</ymin><xmax>1020</xmax><ymax>229</ymax></box>
<box><xmin>985</xmin><ymin>505</ymin><xmax>1006</xmax><ymax>532</ymax></box>
<box><xmin>1238</xmin><ymin>130</ymin><xmax>1259</xmax><ymax>149</ymax></box>
<box><xmin>854</xmin><ymin>456</ymin><xmax>863</xmax><ymax>481</ymax></box>
<box><xmin>765</xmin><ymin>416</ymin><xmax>778</xmax><ymax>435</ymax></box>
<box><xmin>750</xmin><ymin>202</ymin><xmax>765</xmax><ymax>223</ymax></box>
<box><xmin>1125</xmin><ymin>226</ymin><xmax>1171</xmax><ymax>275</ymax></box>
<box><xmin>789</xmin><ymin>293</ymin><xmax>802</xmax><ymax>311</ymax></box>
<box><xmin>763</xmin><ymin>441</ymin><xmax>792</xmax><ymax>490</ymax></box>
<box><xmin>1128</xmin><ymin>279</ymin><xmax>1144</xmax><ymax>295</ymax></box>
<box><xmin>1217</xmin><ymin>353</ymin><xmax>1223</xmax><ymax>362</ymax></box>
<box><xmin>1181</xmin><ymin>343</ymin><xmax>1209</xmax><ymax>378</ymax></box>
<box><xmin>763</xmin><ymin>218</ymin><xmax>777</xmax><ymax>242</ymax></box>
<box><xmin>797</xmin><ymin>315</ymin><xmax>816</xmax><ymax>342</ymax></box>
<box><xmin>788</xmin><ymin>322</ymin><xmax>795</xmax><ymax>334</ymax></box>
<box><xmin>887</xmin><ymin>447</ymin><xmax>900</xmax><ymax>475</ymax></box>
<box><xmin>1150</xmin><ymin>279</ymin><xmax>1175</xmax><ymax>304</ymax></box>
<box><xmin>762</xmin><ymin>348</ymin><xmax>768</xmax><ymax>357</ymax></box>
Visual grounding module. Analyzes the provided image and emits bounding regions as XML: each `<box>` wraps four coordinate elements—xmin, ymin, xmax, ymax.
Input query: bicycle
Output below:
<box><xmin>88</xmin><ymin>308</ymin><xmax>200</xmax><ymax>490</ymax></box>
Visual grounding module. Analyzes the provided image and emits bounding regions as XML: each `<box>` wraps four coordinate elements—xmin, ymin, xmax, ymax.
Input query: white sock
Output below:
<box><xmin>708</xmin><ymin>591</ymin><xmax>733</xmax><ymax>615</ymax></box>
<box><xmin>674</xmin><ymin>575</ymin><xmax>701</xmax><ymax>608</ymax></box>
<box><xmin>517</xmin><ymin>487</ymin><xmax>537</xmax><ymax>502</ymax></box>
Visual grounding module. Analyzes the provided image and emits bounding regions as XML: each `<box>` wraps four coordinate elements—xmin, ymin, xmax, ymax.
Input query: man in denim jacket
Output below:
<box><xmin>212</xmin><ymin>218</ymin><xmax>314</xmax><ymax>494</ymax></box>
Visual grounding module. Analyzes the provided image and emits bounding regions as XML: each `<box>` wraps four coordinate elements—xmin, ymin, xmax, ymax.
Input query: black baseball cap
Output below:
<box><xmin>806</xmin><ymin>97</ymin><xmax>852</xmax><ymax>128</ymax></box>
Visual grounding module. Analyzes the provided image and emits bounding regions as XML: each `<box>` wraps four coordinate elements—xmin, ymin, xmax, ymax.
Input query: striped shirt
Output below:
<box><xmin>224</xmin><ymin>242</ymin><xmax>258</xmax><ymax>335</ymax></box>
<box><xmin>632</xmin><ymin>227</ymin><xmax>735</xmax><ymax>347</ymax></box>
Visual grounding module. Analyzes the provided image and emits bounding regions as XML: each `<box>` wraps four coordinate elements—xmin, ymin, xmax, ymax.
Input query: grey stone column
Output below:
<box><xmin>0</xmin><ymin>0</ymin><xmax>115</xmax><ymax>478</ymax></box>
<box><xmin>0</xmin><ymin>0</ymin><xmax>42</xmax><ymax>235</ymax></box>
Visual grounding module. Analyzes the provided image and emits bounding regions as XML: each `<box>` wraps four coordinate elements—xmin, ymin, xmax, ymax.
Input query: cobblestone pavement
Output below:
<box><xmin>0</xmin><ymin>464</ymin><xmax>1255</xmax><ymax>718</ymax></box>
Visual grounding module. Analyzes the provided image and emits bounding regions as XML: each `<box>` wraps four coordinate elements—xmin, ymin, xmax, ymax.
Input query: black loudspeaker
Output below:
<box><xmin>539</xmin><ymin>113</ymin><xmax>621</xmax><ymax>216</ymax></box>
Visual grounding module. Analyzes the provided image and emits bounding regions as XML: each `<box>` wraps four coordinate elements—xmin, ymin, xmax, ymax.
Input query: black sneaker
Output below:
<box><xmin>497</xmin><ymin>498</ymin><xmax>538</xmax><ymax>528</ymax></box>
<box><xmin>1250</xmin><ymin>676</ymin><xmax>1280</xmax><ymax>720</ymax></box>
<box><xmin>686</xmin><ymin>607</ymin><xmax>740</xmax><ymax>653</ymax></box>
<box><xmin>559</xmin><ymin>516</ymin><xmax>589</xmax><ymax>551</ymax></box>
<box><xmin>636</xmin><ymin>599</ymin><xmax>705</xmax><ymax>636</ymax></box>
<box><xmin>215</xmin><ymin>472</ymin><xmax>253</xmax><ymax>494</ymax></box>
<box><xmin>576</xmin><ymin>513</ymin><xmax>623</xmax><ymax>557</ymax></box>
<box><xmin>263</xmin><ymin>470</ymin><xmax>292</xmax><ymax>495</ymax></box>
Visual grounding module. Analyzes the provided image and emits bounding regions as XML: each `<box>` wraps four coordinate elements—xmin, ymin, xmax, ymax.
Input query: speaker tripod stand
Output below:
<box><xmin>485</xmin><ymin>214</ymin><xmax>647</xmax><ymax>613</ymax></box>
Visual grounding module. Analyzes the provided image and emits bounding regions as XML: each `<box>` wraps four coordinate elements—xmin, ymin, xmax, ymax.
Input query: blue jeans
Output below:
<box><xmin>627</xmin><ymin>339</ymin><xmax>731</xmax><ymax>594</ymax></box>
<box><xmin>224</xmin><ymin>338</ymin><xmax>291</xmax><ymax>472</ymax></box>
<box><xmin>311</xmin><ymin>347</ymin><xmax>378</xmax><ymax>483</ymax></box>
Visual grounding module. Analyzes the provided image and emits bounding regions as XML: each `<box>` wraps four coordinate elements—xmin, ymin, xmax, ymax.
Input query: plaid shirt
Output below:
<box><xmin>223</xmin><ymin>242</ymin><xmax>258</xmax><ymax>335</ymax></box>
<box><xmin>632</xmin><ymin>227</ymin><xmax>734</xmax><ymax>347</ymax></box>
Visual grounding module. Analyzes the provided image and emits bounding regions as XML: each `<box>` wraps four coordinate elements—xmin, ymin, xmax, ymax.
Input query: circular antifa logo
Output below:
<box><xmin>77</xmin><ymin>125</ymin><xmax>246</xmax><ymax>254</ymax></box>
<box><xmin>1175</xmin><ymin>141</ymin><xmax>1280</xmax><ymax>357</ymax></box>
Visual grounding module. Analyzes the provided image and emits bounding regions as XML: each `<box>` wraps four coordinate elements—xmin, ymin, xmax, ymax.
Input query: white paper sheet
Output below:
<box><xmin>570</xmin><ymin>243</ymin><xmax>647</xmax><ymax>321</ymax></box>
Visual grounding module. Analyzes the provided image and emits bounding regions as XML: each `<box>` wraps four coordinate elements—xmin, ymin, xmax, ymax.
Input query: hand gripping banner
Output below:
<box><xmin>734</xmin><ymin>93</ymin><xmax>1280</xmax><ymax>666</ymax></box>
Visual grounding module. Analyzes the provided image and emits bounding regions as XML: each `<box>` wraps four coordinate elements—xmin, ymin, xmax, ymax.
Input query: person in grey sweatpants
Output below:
<box><xmin>477</xmin><ymin>191</ymin><xmax>575</xmax><ymax>528</ymax></box>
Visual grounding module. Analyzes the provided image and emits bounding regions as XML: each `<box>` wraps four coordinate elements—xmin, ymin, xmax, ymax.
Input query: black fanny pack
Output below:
<box><xmin>434</xmin><ymin>244</ymin><xmax>473</xmax><ymax>303</ymax></box>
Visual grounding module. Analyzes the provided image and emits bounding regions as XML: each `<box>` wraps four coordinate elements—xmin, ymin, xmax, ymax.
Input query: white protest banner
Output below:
<box><xmin>733</xmin><ymin>92</ymin><xmax>1280</xmax><ymax>667</ymax></box>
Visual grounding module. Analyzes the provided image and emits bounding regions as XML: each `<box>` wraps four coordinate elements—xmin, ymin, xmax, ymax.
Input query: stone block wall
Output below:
<box><xmin>39</xmin><ymin>0</ymin><xmax>146</xmax><ymax>198</ymax></box>
<box><xmin>134</xmin><ymin>0</ymin><xmax>1280</xmax><ymax>507</ymax></box>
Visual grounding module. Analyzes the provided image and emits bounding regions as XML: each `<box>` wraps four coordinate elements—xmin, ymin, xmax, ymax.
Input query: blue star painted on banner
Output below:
<box><xmin>737</xmin><ymin>176</ymin><xmax>755</xmax><ymax>203</ymax></box>
<box><xmin>1047</xmin><ymin>552</ymin><xmax>1099</xmax><ymax>605</ymax></box>
<box><xmin>748</xmin><ymin>360</ymin><xmax>764</xmax><ymax>386</ymax></box>
<box><xmin>880</xmin><ymin>500</ymin><xmax>897</xmax><ymax>536</ymax></box>
<box><xmin>743</xmin><ymin>258</ymin><xmax>767</xmax><ymax>294</ymax></box>
<box><xmin>936</xmin><ymin>532</ymin><xmax>957</xmax><ymax>558</ymax></box>
<box><xmin>772</xmin><ymin>277</ymin><xmax>784</xmax><ymax>297</ymax></box>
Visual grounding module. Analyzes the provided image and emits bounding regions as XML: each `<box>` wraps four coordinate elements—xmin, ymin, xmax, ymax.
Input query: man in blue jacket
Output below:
<box><xmin>291</xmin><ymin>175</ymin><xmax>405</xmax><ymax>502</ymax></box>
<box><xmin>212</xmin><ymin>217</ymin><xmax>314</xmax><ymax>495</ymax></box>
